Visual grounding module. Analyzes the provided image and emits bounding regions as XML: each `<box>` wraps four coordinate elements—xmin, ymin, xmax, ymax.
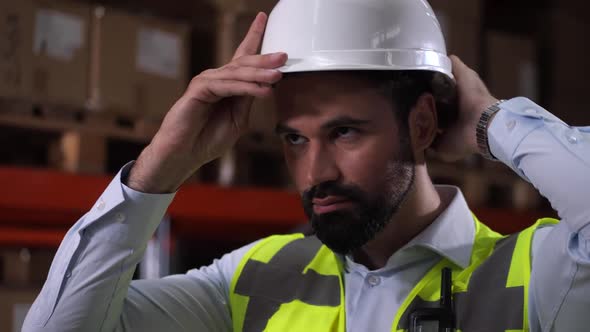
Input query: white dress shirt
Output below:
<box><xmin>22</xmin><ymin>97</ymin><xmax>590</xmax><ymax>331</ymax></box>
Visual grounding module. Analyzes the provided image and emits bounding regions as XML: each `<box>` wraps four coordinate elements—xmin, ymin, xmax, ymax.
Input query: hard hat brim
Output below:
<box><xmin>271</xmin><ymin>49</ymin><xmax>454</xmax><ymax>80</ymax></box>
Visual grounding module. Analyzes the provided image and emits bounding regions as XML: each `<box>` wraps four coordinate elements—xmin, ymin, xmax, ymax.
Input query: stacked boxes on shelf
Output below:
<box><xmin>89</xmin><ymin>6</ymin><xmax>190</xmax><ymax>124</ymax></box>
<box><xmin>0</xmin><ymin>0</ymin><xmax>191</xmax><ymax>175</ymax></box>
<box><xmin>0</xmin><ymin>0</ymin><xmax>89</xmax><ymax>110</ymax></box>
<box><xmin>32</xmin><ymin>0</ymin><xmax>90</xmax><ymax>111</ymax></box>
<box><xmin>0</xmin><ymin>1</ymin><xmax>34</xmax><ymax>102</ymax></box>
<box><xmin>0</xmin><ymin>0</ymin><xmax>190</xmax><ymax>125</ymax></box>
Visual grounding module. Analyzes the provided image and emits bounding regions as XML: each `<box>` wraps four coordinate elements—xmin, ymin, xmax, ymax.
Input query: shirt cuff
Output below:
<box><xmin>80</xmin><ymin>162</ymin><xmax>176</xmax><ymax>248</ymax></box>
<box><xmin>488</xmin><ymin>97</ymin><xmax>561</xmax><ymax>179</ymax></box>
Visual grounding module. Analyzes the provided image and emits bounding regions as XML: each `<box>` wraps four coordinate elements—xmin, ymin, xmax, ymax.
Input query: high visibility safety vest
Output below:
<box><xmin>229</xmin><ymin>217</ymin><xmax>558</xmax><ymax>332</ymax></box>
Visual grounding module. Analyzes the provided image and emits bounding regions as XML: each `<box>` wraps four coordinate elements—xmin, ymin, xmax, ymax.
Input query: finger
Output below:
<box><xmin>233</xmin><ymin>12</ymin><xmax>267</xmax><ymax>59</ymax></box>
<box><xmin>449</xmin><ymin>55</ymin><xmax>466</xmax><ymax>70</ymax></box>
<box><xmin>234</xmin><ymin>52</ymin><xmax>288</xmax><ymax>69</ymax></box>
<box><xmin>202</xmin><ymin>66</ymin><xmax>283</xmax><ymax>85</ymax></box>
<box><xmin>450</xmin><ymin>55</ymin><xmax>464</xmax><ymax>77</ymax></box>
<box><xmin>191</xmin><ymin>79</ymin><xmax>272</xmax><ymax>104</ymax></box>
<box><xmin>450</xmin><ymin>55</ymin><xmax>477</xmax><ymax>80</ymax></box>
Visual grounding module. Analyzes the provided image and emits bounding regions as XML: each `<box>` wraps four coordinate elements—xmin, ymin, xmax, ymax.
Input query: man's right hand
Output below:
<box><xmin>126</xmin><ymin>13</ymin><xmax>287</xmax><ymax>193</ymax></box>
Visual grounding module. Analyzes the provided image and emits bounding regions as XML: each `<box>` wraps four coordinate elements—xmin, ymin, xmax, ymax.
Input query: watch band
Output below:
<box><xmin>476</xmin><ymin>99</ymin><xmax>505</xmax><ymax>160</ymax></box>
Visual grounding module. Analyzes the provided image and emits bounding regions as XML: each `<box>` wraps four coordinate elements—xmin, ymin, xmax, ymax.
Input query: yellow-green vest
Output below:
<box><xmin>230</xmin><ymin>216</ymin><xmax>558</xmax><ymax>332</ymax></box>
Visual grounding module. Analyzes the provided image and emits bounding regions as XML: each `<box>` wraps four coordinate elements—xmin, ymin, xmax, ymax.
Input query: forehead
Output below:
<box><xmin>274</xmin><ymin>72</ymin><xmax>394</xmax><ymax>122</ymax></box>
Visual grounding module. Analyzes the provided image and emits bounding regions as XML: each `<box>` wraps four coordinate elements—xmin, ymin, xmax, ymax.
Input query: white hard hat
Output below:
<box><xmin>261</xmin><ymin>0</ymin><xmax>453</xmax><ymax>79</ymax></box>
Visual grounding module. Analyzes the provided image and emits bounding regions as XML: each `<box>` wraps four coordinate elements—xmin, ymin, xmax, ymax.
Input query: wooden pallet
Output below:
<box><xmin>0</xmin><ymin>98</ymin><xmax>159</xmax><ymax>140</ymax></box>
<box><xmin>0</xmin><ymin>97</ymin><xmax>161</xmax><ymax>174</ymax></box>
<box><xmin>0</xmin><ymin>96</ymin><xmax>290</xmax><ymax>188</ymax></box>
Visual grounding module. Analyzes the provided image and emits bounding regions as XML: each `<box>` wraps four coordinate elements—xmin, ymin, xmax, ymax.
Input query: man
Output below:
<box><xmin>23</xmin><ymin>0</ymin><xmax>590</xmax><ymax>331</ymax></box>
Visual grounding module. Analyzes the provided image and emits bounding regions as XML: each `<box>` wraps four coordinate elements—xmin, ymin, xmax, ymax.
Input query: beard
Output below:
<box><xmin>301</xmin><ymin>144</ymin><xmax>415</xmax><ymax>255</ymax></box>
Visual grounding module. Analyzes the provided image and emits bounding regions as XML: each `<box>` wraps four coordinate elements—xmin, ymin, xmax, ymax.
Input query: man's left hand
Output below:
<box><xmin>431</xmin><ymin>55</ymin><xmax>498</xmax><ymax>162</ymax></box>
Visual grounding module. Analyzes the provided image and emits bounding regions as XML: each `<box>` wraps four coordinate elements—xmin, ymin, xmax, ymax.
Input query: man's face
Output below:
<box><xmin>274</xmin><ymin>72</ymin><xmax>416</xmax><ymax>255</ymax></box>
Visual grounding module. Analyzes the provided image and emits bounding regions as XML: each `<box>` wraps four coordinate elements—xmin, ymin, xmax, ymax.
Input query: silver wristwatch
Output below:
<box><xmin>476</xmin><ymin>99</ymin><xmax>505</xmax><ymax>160</ymax></box>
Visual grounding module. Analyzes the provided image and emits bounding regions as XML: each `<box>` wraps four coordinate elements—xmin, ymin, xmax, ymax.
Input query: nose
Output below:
<box><xmin>305</xmin><ymin>142</ymin><xmax>340</xmax><ymax>188</ymax></box>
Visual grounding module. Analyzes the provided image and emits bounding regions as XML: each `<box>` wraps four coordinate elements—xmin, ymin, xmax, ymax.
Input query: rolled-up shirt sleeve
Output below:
<box><xmin>488</xmin><ymin>97</ymin><xmax>590</xmax><ymax>331</ymax></box>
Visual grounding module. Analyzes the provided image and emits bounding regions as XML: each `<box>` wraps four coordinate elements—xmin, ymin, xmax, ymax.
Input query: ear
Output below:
<box><xmin>408</xmin><ymin>93</ymin><xmax>438</xmax><ymax>154</ymax></box>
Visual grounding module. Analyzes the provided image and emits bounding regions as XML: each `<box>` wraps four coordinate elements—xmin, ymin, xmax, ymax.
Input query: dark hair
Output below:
<box><xmin>356</xmin><ymin>70</ymin><xmax>458</xmax><ymax>131</ymax></box>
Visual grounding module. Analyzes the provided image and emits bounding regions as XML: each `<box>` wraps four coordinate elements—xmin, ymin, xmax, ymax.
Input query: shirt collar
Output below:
<box><xmin>402</xmin><ymin>185</ymin><xmax>475</xmax><ymax>269</ymax></box>
<box><xmin>343</xmin><ymin>185</ymin><xmax>475</xmax><ymax>271</ymax></box>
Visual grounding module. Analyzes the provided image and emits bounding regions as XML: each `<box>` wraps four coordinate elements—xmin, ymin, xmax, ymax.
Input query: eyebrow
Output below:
<box><xmin>275</xmin><ymin>116</ymin><xmax>371</xmax><ymax>136</ymax></box>
<box><xmin>275</xmin><ymin>123</ymin><xmax>299</xmax><ymax>136</ymax></box>
<box><xmin>320</xmin><ymin>116</ymin><xmax>371</xmax><ymax>130</ymax></box>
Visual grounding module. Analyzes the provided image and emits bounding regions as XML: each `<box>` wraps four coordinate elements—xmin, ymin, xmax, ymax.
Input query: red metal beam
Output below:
<box><xmin>0</xmin><ymin>166</ymin><xmax>306</xmax><ymax>226</ymax></box>
<box><xmin>0</xmin><ymin>226</ymin><xmax>66</xmax><ymax>248</ymax></box>
<box><xmin>0</xmin><ymin>167</ymin><xmax>556</xmax><ymax>248</ymax></box>
<box><xmin>0</xmin><ymin>167</ymin><xmax>111</xmax><ymax>226</ymax></box>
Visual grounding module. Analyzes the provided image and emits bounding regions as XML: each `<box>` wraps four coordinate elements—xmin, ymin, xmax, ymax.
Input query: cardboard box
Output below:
<box><xmin>135</xmin><ymin>16</ymin><xmax>189</xmax><ymax>122</ymax></box>
<box><xmin>0</xmin><ymin>1</ymin><xmax>34</xmax><ymax>100</ymax></box>
<box><xmin>428</xmin><ymin>0</ymin><xmax>482</xmax><ymax>71</ymax></box>
<box><xmin>90</xmin><ymin>7</ymin><xmax>189</xmax><ymax>121</ymax></box>
<box><xmin>88</xmin><ymin>7</ymin><xmax>138</xmax><ymax>118</ymax></box>
<box><xmin>485</xmin><ymin>31</ymin><xmax>538</xmax><ymax>101</ymax></box>
<box><xmin>0</xmin><ymin>287</ymin><xmax>40</xmax><ymax>332</ymax></box>
<box><xmin>32</xmin><ymin>0</ymin><xmax>91</xmax><ymax>108</ymax></box>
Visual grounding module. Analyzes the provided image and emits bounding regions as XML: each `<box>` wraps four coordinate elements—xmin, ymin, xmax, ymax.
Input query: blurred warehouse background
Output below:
<box><xmin>0</xmin><ymin>0</ymin><xmax>589</xmax><ymax>330</ymax></box>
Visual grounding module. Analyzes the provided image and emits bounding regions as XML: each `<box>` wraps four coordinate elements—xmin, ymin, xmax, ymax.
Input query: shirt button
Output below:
<box><xmin>115</xmin><ymin>212</ymin><xmax>126</xmax><ymax>222</ymax></box>
<box><xmin>567</xmin><ymin>135</ymin><xmax>579</xmax><ymax>144</ymax></box>
<box><xmin>367</xmin><ymin>275</ymin><xmax>381</xmax><ymax>287</ymax></box>
<box><xmin>65</xmin><ymin>270</ymin><xmax>72</xmax><ymax>278</ymax></box>
<box><xmin>506</xmin><ymin>120</ymin><xmax>516</xmax><ymax>130</ymax></box>
<box><xmin>524</xmin><ymin>108</ymin><xmax>538</xmax><ymax>115</ymax></box>
<box><xmin>96</xmin><ymin>198</ymin><xmax>106</xmax><ymax>211</ymax></box>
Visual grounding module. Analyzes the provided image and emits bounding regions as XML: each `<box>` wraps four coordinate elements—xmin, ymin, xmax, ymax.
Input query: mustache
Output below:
<box><xmin>302</xmin><ymin>181</ymin><xmax>366</xmax><ymax>206</ymax></box>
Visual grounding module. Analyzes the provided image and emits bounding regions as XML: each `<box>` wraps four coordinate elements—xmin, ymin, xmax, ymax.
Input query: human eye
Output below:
<box><xmin>283</xmin><ymin>133</ymin><xmax>308</xmax><ymax>146</ymax></box>
<box><xmin>333</xmin><ymin>127</ymin><xmax>360</xmax><ymax>140</ymax></box>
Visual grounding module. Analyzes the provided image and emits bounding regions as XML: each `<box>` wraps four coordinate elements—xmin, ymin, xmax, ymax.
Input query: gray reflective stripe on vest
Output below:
<box><xmin>398</xmin><ymin>233</ymin><xmax>524</xmax><ymax>331</ymax></box>
<box><xmin>235</xmin><ymin>236</ymin><xmax>340</xmax><ymax>332</ymax></box>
